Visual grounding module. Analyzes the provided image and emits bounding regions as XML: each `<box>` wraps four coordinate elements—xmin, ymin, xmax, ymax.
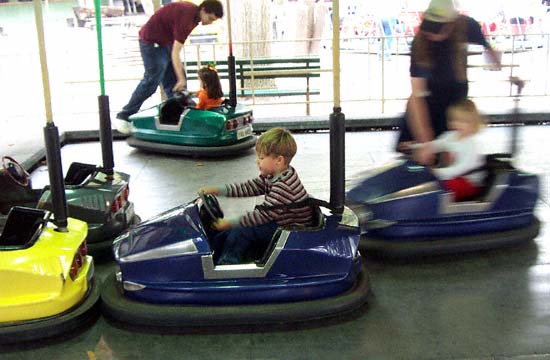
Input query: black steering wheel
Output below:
<box><xmin>200</xmin><ymin>193</ymin><xmax>224</xmax><ymax>223</ymax></box>
<box><xmin>176</xmin><ymin>90</ymin><xmax>197</xmax><ymax>108</ymax></box>
<box><xmin>2</xmin><ymin>156</ymin><xmax>30</xmax><ymax>187</ymax></box>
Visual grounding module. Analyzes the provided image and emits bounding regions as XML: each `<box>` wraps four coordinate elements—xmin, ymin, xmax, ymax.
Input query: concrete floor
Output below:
<box><xmin>1</xmin><ymin>126</ymin><xmax>549</xmax><ymax>360</ymax></box>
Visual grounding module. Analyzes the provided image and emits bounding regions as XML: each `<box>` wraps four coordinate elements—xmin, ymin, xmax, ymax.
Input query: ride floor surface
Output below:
<box><xmin>1</xmin><ymin>125</ymin><xmax>549</xmax><ymax>360</ymax></box>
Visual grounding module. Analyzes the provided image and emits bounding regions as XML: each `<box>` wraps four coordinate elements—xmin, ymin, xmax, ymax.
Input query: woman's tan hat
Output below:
<box><xmin>423</xmin><ymin>0</ymin><xmax>459</xmax><ymax>23</ymax></box>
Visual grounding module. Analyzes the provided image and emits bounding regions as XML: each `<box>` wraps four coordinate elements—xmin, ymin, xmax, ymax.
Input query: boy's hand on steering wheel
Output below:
<box><xmin>198</xmin><ymin>186</ymin><xmax>219</xmax><ymax>196</ymax></box>
<box><xmin>213</xmin><ymin>218</ymin><xmax>231</xmax><ymax>231</ymax></box>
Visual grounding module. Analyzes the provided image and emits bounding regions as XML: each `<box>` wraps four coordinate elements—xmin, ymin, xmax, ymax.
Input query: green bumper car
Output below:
<box><xmin>0</xmin><ymin>157</ymin><xmax>139</xmax><ymax>257</ymax></box>
<box><xmin>127</xmin><ymin>94</ymin><xmax>256</xmax><ymax>157</ymax></box>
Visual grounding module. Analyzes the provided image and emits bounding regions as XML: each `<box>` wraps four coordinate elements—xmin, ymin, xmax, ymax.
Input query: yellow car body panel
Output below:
<box><xmin>0</xmin><ymin>217</ymin><xmax>92</xmax><ymax>323</ymax></box>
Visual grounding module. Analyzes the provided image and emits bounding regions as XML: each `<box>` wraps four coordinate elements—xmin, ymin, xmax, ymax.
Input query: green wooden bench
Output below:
<box><xmin>183</xmin><ymin>57</ymin><xmax>321</xmax><ymax>99</ymax></box>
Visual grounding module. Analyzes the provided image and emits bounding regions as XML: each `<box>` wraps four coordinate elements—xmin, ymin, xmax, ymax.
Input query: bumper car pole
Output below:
<box><xmin>329</xmin><ymin>0</ymin><xmax>344</xmax><ymax>214</ymax></box>
<box><xmin>330</xmin><ymin>109</ymin><xmax>345</xmax><ymax>214</ymax></box>
<box><xmin>98</xmin><ymin>96</ymin><xmax>115</xmax><ymax>176</ymax></box>
<box><xmin>228</xmin><ymin>57</ymin><xmax>237</xmax><ymax>107</ymax></box>
<box><xmin>94</xmin><ymin>0</ymin><xmax>115</xmax><ymax>176</ymax></box>
<box><xmin>43</xmin><ymin>124</ymin><xmax>68</xmax><ymax>231</ymax></box>
<box><xmin>33</xmin><ymin>0</ymin><xmax>68</xmax><ymax>231</ymax></box>
<box><xmin>226</xmin><ymin>0</ymin><xmax>237</xmax><ymax>107</ymax></box>
<box><xmin>510</xmin><ymin>77</ymin><xmax>524</xmax><ymax>158</ymax></box>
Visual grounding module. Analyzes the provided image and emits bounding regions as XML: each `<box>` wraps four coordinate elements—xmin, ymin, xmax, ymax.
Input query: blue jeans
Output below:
<box><xmin>379</xmin><ymin>18</ymin><xmax>395</xmax><ymax>59</ymax></box>
<box><xmin>118</xmin><ymin>40</ymin><xmax>182</xmax><ymax>119</ymax></box>
<box><xmin>213</xmin><ymin>221</ymin><xmax>279</xmax><ymax>265</ymax></box>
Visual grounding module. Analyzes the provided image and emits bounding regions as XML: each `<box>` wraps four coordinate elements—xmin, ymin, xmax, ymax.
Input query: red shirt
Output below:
<box><xmin>196</xmin><ymin>89</ymin><xmax>223</xmax><ymax>109</ymax></box>
<box><xmin>139</xmin><ymin>2</ymin><xmax>199</xmax><ymax>48</ymax></box>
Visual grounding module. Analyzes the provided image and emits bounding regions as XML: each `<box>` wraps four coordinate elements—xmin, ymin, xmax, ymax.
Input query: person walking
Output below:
<box><xmin>115</xmin><ymin>0</ymin><xmax>223</xmax><ymax>134</ymax></box>
<box><xmin>395</xmin><ymin>0</ymin><xmax>501</xmax><ymax>162</ymax></box>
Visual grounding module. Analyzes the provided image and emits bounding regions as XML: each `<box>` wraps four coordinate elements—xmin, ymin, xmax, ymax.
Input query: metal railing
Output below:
<box><xmin>3</xmin><ymin>28</ymin><xmax>549</xmax><ymax>123</ymax></box>
<box><xmin>172</xmin><ymin>32</ymin><xmax>550</xmax><ymax>118</ymax></box>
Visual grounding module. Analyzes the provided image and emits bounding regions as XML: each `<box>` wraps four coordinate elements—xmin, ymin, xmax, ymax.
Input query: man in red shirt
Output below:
<box><xmin>116</xmin><ymin>0</ymin><xmax>223</xmax><ymax>133</ymax></box>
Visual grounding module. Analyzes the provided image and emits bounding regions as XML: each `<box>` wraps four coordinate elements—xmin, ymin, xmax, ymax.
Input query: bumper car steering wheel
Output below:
<box><xmin>200</xmin><ymin>193</ymin><xmax>224</xmax><ymax>223</ymax></box>
<box><xmin>2</xmin><ymin>156</ymin><xmax>30</xmax><ymax>187</ymax></box>
<box><xmin>176</xmin><ymin>90</ymin><xmax>197</xmax><ymax>108</ymax></box>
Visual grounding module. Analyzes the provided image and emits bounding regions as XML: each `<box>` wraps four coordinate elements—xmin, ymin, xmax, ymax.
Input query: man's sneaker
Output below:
<box><xmin>116</xmin><ymin>112</ymin><xmax>129</xmax><ymax>121</ymax></box>
<box><xmin>114</xmin><ymin>118</ymin><xmax>133</xmax><ymax>135</ymax></box>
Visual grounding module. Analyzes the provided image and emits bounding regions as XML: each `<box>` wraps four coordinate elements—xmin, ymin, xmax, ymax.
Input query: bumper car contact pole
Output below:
<box><xmin>329</xmin><ymin>0</ymin><xmax>344</xmax><ymax>214</ymax></box>
<box><xmin>510</xmin><ymin>77</ymin><xmax>525</xmax><ymax>157</ymax></box>
<box><xmin>94</xmin><ymin>0</ymin><xmax>115</xmax><ymax>176</ymax></box>
<box><xmin>226</xmin><ymin>0</ymin><xmax>237</xmax><ymax>107</ymax></box>
<box><xmin>33</xmin><ymin>0</ymin><xmax>68</xmax><ymax>231</ymax></box>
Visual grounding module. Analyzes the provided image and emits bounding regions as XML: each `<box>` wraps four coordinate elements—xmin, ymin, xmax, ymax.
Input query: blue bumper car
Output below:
<box><xmin>346</xmin><ymin>155</ymin><xmax>540</xmax><ymax>258</ymax></box>
<box><xmin>101</xmin><ymin>195</ymin><xmax>370</xmax><ymax>329</ymax></box>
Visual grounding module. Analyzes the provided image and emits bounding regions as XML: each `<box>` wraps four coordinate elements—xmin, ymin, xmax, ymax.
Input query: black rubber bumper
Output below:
<box><xmin>100</xmin><ymin>259</ymin><xmax>370</xmax><ymax>330</ymax></box>
<box><xmin>0</xmin><ymin>278</ymin><xmax>100</xmax><ymax>345</ymax></box>
<box><xmin>127</xmin><ymin>136</ymin><xmax>257</xmax><ymax>157</ymax></box>
<box><xmin>360</xmin><ymin>218</ymin><xmax>541</xmax><ymax>259</ymax></box>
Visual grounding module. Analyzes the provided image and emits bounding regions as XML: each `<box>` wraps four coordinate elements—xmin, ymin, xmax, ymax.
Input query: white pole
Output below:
<box><xmin>33</xmin><ymin>0</ymin><xmax>53</xmax><ymax>124</ymax></box>
<box><xmin>332</xmin><ymin>0</ymin><xmax>340</xmax><ymax>108</ymax></box>
<box><xmin>226</xmin><ymin>0</ymin><xmax>233</xmax><ymax>53</ymax></box>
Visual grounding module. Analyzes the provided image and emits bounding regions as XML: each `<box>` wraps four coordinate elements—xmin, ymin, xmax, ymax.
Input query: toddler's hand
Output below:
<box><xmin>414</xmin><ymin>143</ymin><xmax>435</xmax><ymax>165</ymax></box>
<box><xmin>213</xmin><ymin>219</ymin><xmax>231</xmax><ymax>231</ymax></box>
<box><xmin>198</xmin><ymin>186</ymin><xmax>219</xmax><ymax>196</ymax></box>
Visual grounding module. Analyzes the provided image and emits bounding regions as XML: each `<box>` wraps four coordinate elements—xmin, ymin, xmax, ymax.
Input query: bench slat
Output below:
<box><xmin>184</xmin><ymin>58</ymin><xmax>323</xmax><ymax>100</ymax></box>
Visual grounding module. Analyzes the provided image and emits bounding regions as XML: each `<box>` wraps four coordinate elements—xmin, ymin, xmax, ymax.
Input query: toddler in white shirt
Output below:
<box><xmin>415</xmin><ymin>99</ymin><xmax>486</xmax><ymax>201</ymax></box>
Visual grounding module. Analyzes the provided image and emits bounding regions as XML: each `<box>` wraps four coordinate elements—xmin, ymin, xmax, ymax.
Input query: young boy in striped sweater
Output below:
<box><xmin>199</xmin><ymin>127</ymin><xmax>312</xmax><ymax>265</ymax></box>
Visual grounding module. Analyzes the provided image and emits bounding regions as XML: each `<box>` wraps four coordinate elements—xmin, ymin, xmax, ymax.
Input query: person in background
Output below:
<box><xmin>115</xmin><ymin>0</ymin><xmax>223</xmax><ymax>134</ymax></box>
<box><xmin>396</xmin><ymin>0</ymin><xmax>501</xmax><ymax>163</ymax></box>
<box><xmin>374</xmin><ymin>2</ymin><xmax>400</xmax><ymax>60</ymax></box>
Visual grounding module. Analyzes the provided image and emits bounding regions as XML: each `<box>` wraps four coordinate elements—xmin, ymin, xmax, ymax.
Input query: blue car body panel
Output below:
<box><xmin>346</xmin><ymin>158</ymin><xmax>539</xmax><ymax>240</ymax></box>
<box><xmin>112</xmin><ymin>200</ymin><xmax>361</xmax><ymax>305</ymax></box>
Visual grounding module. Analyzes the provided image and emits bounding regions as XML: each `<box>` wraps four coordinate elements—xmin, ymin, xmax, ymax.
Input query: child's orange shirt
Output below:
<box><xmin>196</xmin><ymin>89</ymin><xmax>223</xmax><ymax>110</ymax></box>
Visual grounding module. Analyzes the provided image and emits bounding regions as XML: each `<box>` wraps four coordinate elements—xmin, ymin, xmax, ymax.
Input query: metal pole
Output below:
<box><xmin>33</xmin><ymin>0</ymin><xmax>68</xmax><ymax>231</ymax></box>
<box><xmin>99</xmin><ymin>95</ymin><xmax>115</xmax><ymax>174</ymax></box>
<box><xmin>510</xmin><ymin>77</ymin><xmax>524</xmax><ymax>157</ymax></box>
<box><xmin>330</xmin><ymin>109</ymin><xmax>345</xmax><ymax>214</ymax></box>
<box><xmin>226</xmin><ymin>0</ymin><xmax>237</xmax><ymax>107</ymax></box>
<box><xmin>33</xmin><ymin>0</ymin><xmax>52</xmax><ymax>125</ymax></box>
<box><xmin>95</xmin><ymin>0</ymin><xmax>115</xmax><ymax>175</ymax></box>
<box><xmin>94</xmin><ymin>0</ymin><xmax>105</xmax><ymax>97</ymax></box>
<box><xmin>332</xmin><ymin>0</ymin><xmax>340</xmax><ymax>110</ymax></box>
<box><xmin>329</xmin><ymin>0</ymin><xmax>344</xmax><ymax>214</ymax></box>
<box><xmin>44</xmin><ymin>124</ymin><xmax>68</xmax><ymax>230</ymax></box>
<box><xmin>153</xmin><ymin>0</ymin><xmax>161</xmax><ymax>11</ymax></box>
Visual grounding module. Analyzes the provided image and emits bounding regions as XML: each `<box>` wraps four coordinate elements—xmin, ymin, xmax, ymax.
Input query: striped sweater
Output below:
<box><xmin>223</xmin><ymin>166</ymin><xmax>313</xmax><ymax>227</ymax></box>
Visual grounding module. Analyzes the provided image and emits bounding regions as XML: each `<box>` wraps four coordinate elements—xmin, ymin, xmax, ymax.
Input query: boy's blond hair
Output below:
<box><xmin>447</xmin><ymin>99</ymin><xmax>486</xmax><ymax>133</ymax></box>
<box><xmin>256</xmin><ymin>128</ymin><xmax>297</xmax><ymax>165</ymax></box>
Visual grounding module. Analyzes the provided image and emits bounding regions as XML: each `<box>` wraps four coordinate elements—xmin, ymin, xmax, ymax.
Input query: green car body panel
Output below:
<box><xmin>25</xmin><ymin>167</ymin><xmax>139</xmax><ymax>256</ymax></box>
<box><xmin>1</xmin><ymin>156</ymin><xmax>138</xmax><ymax>259</ymax></box>
<box><xmin>129</xmin><ymin>100</ymin><xmax>255</xmax><ymax>148</ymax></box>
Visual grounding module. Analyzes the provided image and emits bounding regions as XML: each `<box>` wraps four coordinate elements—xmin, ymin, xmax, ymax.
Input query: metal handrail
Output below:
<box><xmin>25</xmin><ymin>31</ymin><xmax>550</xmax><ymax>119</ymax></box>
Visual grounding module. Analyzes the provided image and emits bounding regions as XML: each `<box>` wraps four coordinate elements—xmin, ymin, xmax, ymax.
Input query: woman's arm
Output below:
<box><xmin>408</xmin><ymin>76</ymin><xmax>437</xmax><ymax>164</ymax></box>
<box><xmin>408</xmin><ymin>77</ymin><xmax>435</xmax><ymax>144</ymax></box>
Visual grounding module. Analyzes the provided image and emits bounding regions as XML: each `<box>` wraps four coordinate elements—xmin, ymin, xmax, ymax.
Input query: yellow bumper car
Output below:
<box><xmin>0</xmin><ymin>207</ymin><xmax>99</xmax><ymax>345</ymax></box>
